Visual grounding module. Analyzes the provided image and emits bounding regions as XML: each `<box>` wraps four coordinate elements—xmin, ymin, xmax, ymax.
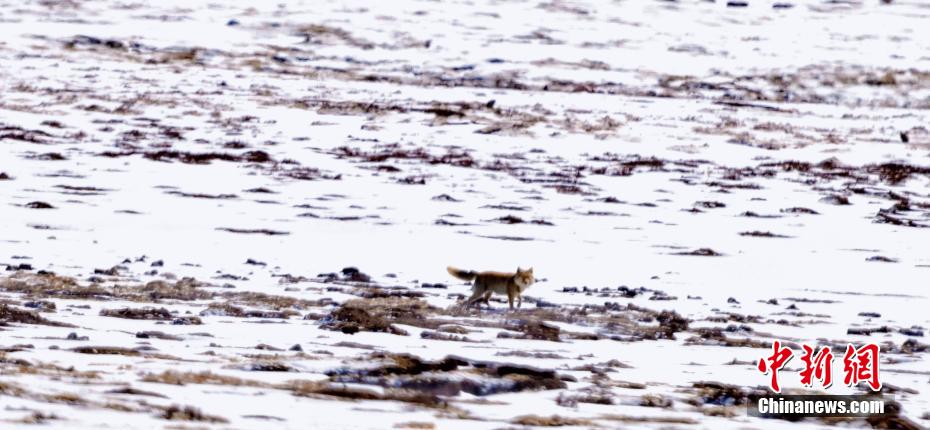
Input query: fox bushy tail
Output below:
<box><xmin>447</xmin><ymin>266</ymin><xmax>477</xmax><ymax>281</ymax></box>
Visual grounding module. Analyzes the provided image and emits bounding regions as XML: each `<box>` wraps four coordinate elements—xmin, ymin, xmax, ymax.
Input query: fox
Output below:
<box><xmin>447</xmin><ymin>266</ymin><xmax>535</xmax><ymax>310</ymax></box>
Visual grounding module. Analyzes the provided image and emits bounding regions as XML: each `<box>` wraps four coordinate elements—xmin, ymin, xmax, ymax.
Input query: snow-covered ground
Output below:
<box><xmin>1</xmin><ymin>0</ymin><xmax>929</xmax><ymax>428</ymax></box>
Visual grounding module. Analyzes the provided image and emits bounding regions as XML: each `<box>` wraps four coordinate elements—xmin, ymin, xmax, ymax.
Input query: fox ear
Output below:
<box><xmin>528</xmin><ymin>267</ymin><xmax>533</xmax><ymax>273</ymax></box>
<box><xmin>516</xmin><ymin>267</ymin><xmax>522</xmax><ymax>273</ymax></box>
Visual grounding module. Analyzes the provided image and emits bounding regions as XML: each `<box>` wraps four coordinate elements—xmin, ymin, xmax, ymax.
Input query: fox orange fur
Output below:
<box><xmin>447</xmin><ymin>266</ymin><xmax>535</xmax><ymax>310</ymax></box>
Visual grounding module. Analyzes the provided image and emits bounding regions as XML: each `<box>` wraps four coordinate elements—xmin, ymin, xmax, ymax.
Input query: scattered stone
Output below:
<box><xmin>820</xmin><ymin>195</ymin><xmax>851</xmax><ymax>205</ymax></box>
<box><xmin>65</xmin><ymin>332</ymin><xmax>88</xmax><ymax>341</ymax></box>
<box><xmin>781</xmin><ymin>207</ymin><xmax>819</xmax><ymax>215</ymax></box>
<box><xmin>338</xmin><ymin>267</ymin><xmax>371</xmax><ymax>283</ymax></box>
<box><xmin>71</xmin><ymin>346</ymin><xmax>140</xmax><ymax>356</ymax></box>
<box><xmin>216</xmin><ymin>227</ymin><xmax>289</xmax><ymax>236</ymax></box>
<box><xmin>136</xmin><ymin>331</ymin><xmax>182</xmax><ymax>341</ymax></box>
<box><xmin>900</xmin><ymin>328</ymin><xmax>924</xmax><ymax>337</ymax></box>
<box><xmin>249</xmin><ymin>362</ymin><xmax>293</xmax><ymax>372</ymax></box>
<box><xmin>159</xmin><ymin>405</ymin><xmax>228</xmax><ymax>423</ymax></box>
<box><xmin>498</xmin><ymin>320</ymin><xmax>560</xmax><ymax>341</ymax></box>
<box><xmin>690</xmin><ymin>381</ymin><xmax>762</xmax><ymax>406</ymax></box>
<box><xmin>640</xmin><ymin>393</ymin><xmax>673</xmax><ymax>408</ymax></box>
<box><xmin>656</xmin><ymin>310</ymin><xmax>689</xmax><ymax>339</ymax></box>
<box><xmin>739</xmin><ymin>231</ymin><xmax>791</xmax><ymax>238</ymax></box>
<box><xmin>511</xmin><ymin>415</ymin><xmax>593</xmax><ymax>427</ymax></box>
<box><xmin>25</xmin><ymin>201</ymin><xmax>55</xmax><ymax>209</ymax></box>
<box><xmin>100</xmin><ymin>307</ymin><xmax>172</xmax><ymax>320</ymax></box>
<box><xmin>673</xmin><ymin>248</ymin><xmax>723</xmax><ymax>257</ymax></box>
<box><xmin>900</xmin><ymin>339</ymin><xmax>928</xmax><ymax>353</ymax></box>
<box><xmin>431</xmin><ymin>194</ymin><xmax>460</xmax><ymax>202</ymax></box>
<box><xmin>847</xmin><ymin>326</ymin><xmax>891</xmax><ymax>336</ymax></box>
<box><xmin>421</xmin><ymin>330</ymin><xmax>472</xmax><ymax>342</ymax></box>
<box><xmin>694</xmin><ymin>201</ymin><xmax>726</xmax><ymax>209</ymax></box>
<box><xmin>23</xmin><ymin>300</ymin><xmax>56</xmax><ymax>312</ymax></box>
<box><xmin>171</xmin><ymin>316</ymin><xmax>203</xmax><ymax>325</ymax></box>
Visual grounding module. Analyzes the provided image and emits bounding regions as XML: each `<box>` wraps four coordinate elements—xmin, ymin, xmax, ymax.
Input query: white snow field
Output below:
<box><xmin>1</xmin><ymin>0</ymin><xmax>929</xmax><ymax>429</ymax></box>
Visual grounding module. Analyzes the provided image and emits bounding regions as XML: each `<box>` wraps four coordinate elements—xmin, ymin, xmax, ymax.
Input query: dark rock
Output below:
<box><xmin>617</xmin><ymin>286</ymin><xmax>641</xmax><ymax>298</ymax></box>
<box><xmin>171</xmin><ymin>316</ymin><xmax>203</xmax><ymax>325</ymax></box>
<box><xmin>100</xmin><ymin>307</ymin><xmax>172</xmax><ymax>320</ymax></box>
<box><xmin>692</xmin><ymin>381</ymin><xmax>762</xmax><ymax>406</ymax></box>
<box><xmin>25</xmin><ymin>201</ymin><xmax>55</xmax><ymax>209</ymax></box>
<box><xmin>66</xmin><ymin>332</ymin><xmax>88</xmax><ymax>341</ymax></box>
<box><xmin>847</xmin><ymin>326</ymin><xmax>891</xmax><ymax>336</ymax></box>
<box><xmin>819</xmin><ymin>195</ymin><xmax>850</xmax><ymax>205</ymax></box>
<box><xmin>94</xmin><ymin>266</ymin><xmax>125</xmax><ymax>276</ymax></box>
<box><xmin>339</xmin><ymin>267</ymin><xmax>371</xmax><ymax>282</ymax></box>
<box><xmin>421</xmin><ymin>330</ymin><xmax>472</xmax><ymax>342</ymax></box>
<box><xmin>431</xmin><ymin>194</ymin><xmax>461</xmax><ymax>202</ymax></box>
<box><xmin>781</xmin><ymin>207</ymin><xmax>819</xmax><ymax>215</ymax></box>
<box><xmin>136</xmin><ymin>331</ymin><xmax>182</xmax><ymax>341</ymax></box>
<box><xmin>900</xmin><ymin>339</ymin><xmax>928</xmax><ymax>353</ymax></box>
<box><xmin>673</xmin><ymin>248</ymin><xmax>723</xmax><ymax>257</ymax></box>
<box><xmin>250</xmin><ymin>362</ymin><xmax>293</xmax><ymax>372</ymax></box>
<box><xmin>499</xmin><ymin>320</ymin><xmax>560</xmax><ymax>341</ymax></box>
<box><xmin>24</xmin><ymin>300</ymin><xmax>56</xmax><ymax>312</ymax></box>
<box><xmin>656</xmin><ymin>310</ymin><xmax>689</xmax><ymax>338</ymax></box>
<box><xmin>694</xmin><ymin>201</ymin><xmax>726</xmax><ymax>209</ymax></box>
<box><xmin>899</xmin><ymin>328</ymin><xmax>924</xmax><ymax>337</ymax></box>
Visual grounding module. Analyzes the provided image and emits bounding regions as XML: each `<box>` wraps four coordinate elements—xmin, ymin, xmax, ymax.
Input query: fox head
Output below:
<box><xmin>515</xmin><ymin>267</ymin><xmax>535</xmax><ymax>289</ymax></box>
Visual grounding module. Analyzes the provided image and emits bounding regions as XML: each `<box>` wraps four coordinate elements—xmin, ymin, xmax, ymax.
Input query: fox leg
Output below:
<box><xmin>480</xmin><ymin>291</ymin><xmax>492</xmax><ymax>309</ymax></box>
<box><xmin>507</xmin><ymin>289</ymin><xmax>515</xmax><ymax>310</ymax></box>
<box><xmin>464</xmin><ymin>288</ymin><xmax>484</xmax><ymax>308</ymax></box>
<box><xmin>517</xmin><ymin>293</ymin><xmax>522</xmax><ymax>309</ymax></box>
